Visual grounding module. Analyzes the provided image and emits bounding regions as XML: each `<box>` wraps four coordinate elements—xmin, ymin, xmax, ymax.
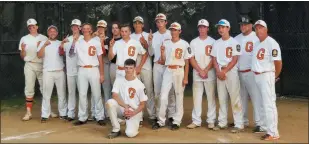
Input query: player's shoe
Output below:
<box><xmin>66</xmin><ymin>117</ymin><xmax>74</xmax><ymax>122</ymax></box>
<box><xmin>107</xmin><ymin>131</ymin><xmax>121</xmax><ymax>139</ymax></box>
<box><xmin>253</xmin><ymin>126</ymin><xmax>266</xmax><ymax>133</ymax></box>
<box><xmin>22</xmin><ymin>112</ymin><xmax>32</xmax><ymax>121</ymax></box>
<box><xmin>73</xmin><ymin>120</ymin><xmax>87</xmax><ymax>126</ymax></box>
<box><xmin>97</xmin><ymin>120</ymin><xmax>106</xmax><ymax>126</ymax></box>
<box><xmin>167</xmin><ymin>117</ymin><xmax>174</xmax><ymax>127</ymax></box>
<box><xmin>212</xmin><ymin>125</ymin><xmax>228</xmax><ymax>131</ymax></box>
<box><xmin>87</xmin><ymin>116</ymin><xmax>96</xmax><ymax>121</ymax></box>
<box><xmin>208</xmin><ymin>123</ymin><xmax>215</xmax><ymax>129</ymax></box>
<box><xmin>152</xmin><ymin>123</ymin><xmax>163</xmax><ymax>130</ymax></box>
<box><xmin>149</xmin><ymin>118</ymin><xmax>158</xmax><ymax>125</ymax></box>
<box><xmin>229</xmin><ymin>122</ymin><xmax>249</xmax><ymax>128</ymax></box>
<box><xmin>50</xmin><ymin>112</ymin><xmax>58</xmax><ymax>118</ymax></box>
<box><xmin>230</xmin><ymin>127</ymin><xmax>245</xmax><ymax>133</ymax></box>
<box><xmin>41</xmin><ymin>117</ymin><xmax>48</xmax><ymax>123</ymax></box>
<box><xmin>59</xmin><ymin>116</ymin><xmax>68</xmax><ymax>120</ymax></box>
<box><xmin>260</xmin><ymin>134</ymin><xmax>280</xmax><ymax>140</ymax></box>
<box><xmin>170</xmin><ymin>124</ymin><xmax>180</xmax><ymax>131</ymax></box>
<box><xmin>186</xmin><ymin>123</ymin><xmax>200</xmax><ymax>129</ymax></box>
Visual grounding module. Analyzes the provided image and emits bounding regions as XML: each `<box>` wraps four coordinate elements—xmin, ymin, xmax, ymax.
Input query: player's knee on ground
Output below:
<box><xmin>106</xmin><ymin>99</ymin><xmax>117</xmax><ymax>109</ymax></box>
<box><xmin>125</xmin><ymin>130</ymin><xmax>138</xmax><ymax>138</ymax></box>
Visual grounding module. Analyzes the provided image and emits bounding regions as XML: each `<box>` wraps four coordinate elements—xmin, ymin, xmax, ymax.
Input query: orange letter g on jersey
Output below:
<box><xmin>128</xmin><ymin>88</ymin><xmax>136</xmax><ymax>99</ymax></box>
<box><xmin>88</xmin><ymin>46</ymin><xmax>96</xmax><ymax>56</ymax></box>
<box><xmin>257</xmin><ymin>48</ymin><xmax>265</xmax><ymax>60</ymax></box>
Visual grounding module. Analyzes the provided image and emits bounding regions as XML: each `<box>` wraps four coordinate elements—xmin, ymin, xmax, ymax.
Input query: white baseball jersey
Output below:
<box><xmin>234</xmin><ymin>32</ymin><xmax>259</xmax><ymax>71</ymax></box>
<box><xmin>37</xmin><ymin>40</ymin><xmax>64</xmax><ymax>72</ymax></box>
<box><xmin>64</xmin><ymin>35</ymin><xmax>84</xmax><ymax>76</ymax></box>
<box><xmin>210</xmin><ymin>37</ymin><xmax>241</xmax><ymax>70</ymax></box>
<box><xmin>112</xmin><ymin>38</ymin><xmax>146</xmax><ymax>67</ymax></box>
<box><xmin>18</xmin><ymin>34</ymin><xmax>48</xmax><ymax>63</ymax></box>
<box><xmin>130</xmin><ymin>32</ymin><xmax>152</xmax><ymax>70</ymax></box>
<box><xmin>190</xmin><ymin>36</ymin><xmax>216</xmax><ymax>81</ymax></box>
<box><xmin>75</xmin><ymin>38</ymin><xmax>103</xmax><ymax>66</ymax></box>
<box><xmin>251</xmin><ymin>36</ymin><xmax>282</xmax><ymax>73</ymax></box>
<box><xmin>151</xmin><ymin>30</ymin><xmax>171</xmax><ymax>62</ymax></box>
<box><xmin>163</xmin><ymin>39</ymin><xmax>192</xmax><ymax>66</ymax></box>
<box><xmin>112</xmin><ymin>77</ymin><xmax>148</xmax><ymax>109</ymax></box>
<box><xmin>93</xmin><ymin>36</ymin><xmax>109</xmax><ymax>51</ymax></box>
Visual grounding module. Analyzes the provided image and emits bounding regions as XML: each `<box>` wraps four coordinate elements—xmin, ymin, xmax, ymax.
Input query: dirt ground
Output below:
<box><xmin>1</xmin><ymin>96</ymin><xmax>308</xmax><ymax>143</ymax></box>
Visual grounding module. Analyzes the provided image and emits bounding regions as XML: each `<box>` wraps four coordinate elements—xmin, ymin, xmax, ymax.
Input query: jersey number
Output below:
<box><xmin>257</xmin><ymin>48</ymin><xmax>265</xmax><ymax>60</ymax></box>
<box><xmin>128</xmin><ymin>46</ymin><xmax>136</xmax><ymax>57</ymax></box>
<box><xmin>226</xmin><ymin>47</ymin><xmax>232</xmax><ymax>58</ymax></box>
<box><xmin>175</xmin><ymin>48</ymin><xmax>183</xmax><ymax>59</ymax></box>
<box><xmin>245</xmin><ymin>42</ymin><xmax>253</xmax><ymax>52</ymax></box>
<box><xmin>128</xmin><ymin>88</ymin><xmax>136</xmax><ymax>99</ymax></box>
<box><xmin>205</xmin><ymin>45</ymin><xmax>212</xmax><ymax>56</ymax></box>
<box><xmin>88</xmin><ymin>46</ymin><xmax>96</xmax><ymax>56</ymax></box>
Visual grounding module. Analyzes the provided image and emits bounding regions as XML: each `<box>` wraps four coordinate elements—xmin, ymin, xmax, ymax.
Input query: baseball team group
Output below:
<box><xmin>18</xmin><ymin>12</ymin><xmax>282</xmax><ymax>141</ymax></box>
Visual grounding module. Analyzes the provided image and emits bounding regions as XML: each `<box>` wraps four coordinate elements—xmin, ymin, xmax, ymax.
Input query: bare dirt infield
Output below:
<box><xmin>1</xmin><ymin>96</ymin><xmax>308</xmax><ymax>143</ymax></box>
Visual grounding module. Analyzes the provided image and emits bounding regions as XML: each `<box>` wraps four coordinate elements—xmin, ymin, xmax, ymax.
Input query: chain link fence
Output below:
<box><xmin>1</xmin><ymin>1</ymin><xmax>308</xmax><ymax>100</ymax></box>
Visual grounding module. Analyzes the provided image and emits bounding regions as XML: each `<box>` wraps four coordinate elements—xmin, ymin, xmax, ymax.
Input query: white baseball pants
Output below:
<box><xmin>67</xmin><ymin>75</ymin><xmax>78</xmax><ymax>118</ymax></box>
<box><xmin>24</xmin><ymin>62</ymin><xmax>43</xmax><ymax>97</ymax></box>
<box><xmin>78</xmin><ymin>67</ymin><xmax>104</xmax><ymax>122</ymax></box>
<box><xmin>217</xmin><ymin>70</ymin><xmax>244</xmax><ymax>129</ymax></box>
<box><xmin>106</xmin><ymin>99</ymin><xmax>142</xmax><ymax>138</ymax></box>
<box><xmin>254</xmin><ymin>72</ymin><xmax>279</xmax><ymax>137</ymax></box>
<box><xmin>157</xmin><ymin>67</ymin><xmax>184</xmax><ymax>126</ymax></box>
<box><xmin>153</xmin><ymin>63</ymin><xmax>176</xmax><ymax>118</ymax></box>
<box><xmin>137</xmin><ymin>68</ymin><xmax>156</xmax><ymax>120</ymax></box>
<box><xmin>41</xmin><ymin>70</ymin><xmax>67</xmax><ymax>118</ymax></box>
<box><xmin>239</xmin><ymin>71</ymin><xmax>265</xmax><ymax>128</ymax></box>
<box><xmin>191</xmin><ymin>80</ymin><xmax>216</xmax><ymax>126</ymax></box>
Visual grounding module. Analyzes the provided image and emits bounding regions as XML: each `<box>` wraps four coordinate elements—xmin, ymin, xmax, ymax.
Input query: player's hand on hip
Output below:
<box><xmin>148</xmin><ymin>29</ymin><xmax>153</xmax><ymax>42</ymax></box>
<box><xmin>100</xmin><ymin>75</ymin><xmax>105</xmax><ymax>83</ymax></box>
<box><xmin>21</xmin><ymin>43</ymin><xmax>26</xmax><ymax>51</ymax></box>
<box><xmin>135</xmin><ymin>66</ymin><xmax>142</xmax><ymax>75</ymax></box>
<box><xmin>182</xmin><ymin>78</ymin><xmax>188</xmax><ymax>87</ymax></box>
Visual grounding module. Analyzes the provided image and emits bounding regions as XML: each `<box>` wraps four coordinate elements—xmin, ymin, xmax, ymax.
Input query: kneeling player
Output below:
<box><xmin>106</xmin><ymin>59</ymin><xmax>148</xmax><ymax>139</ymax></box>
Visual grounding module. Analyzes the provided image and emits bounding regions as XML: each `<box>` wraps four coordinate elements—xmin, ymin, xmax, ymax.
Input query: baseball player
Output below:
<box><xmin>60</xmin><ymin>19</ymin><xmax>83</xmax><ymax>121</ymax></box>
<box><xmin>73</xmin><ymin>23</ymin><xmax>106</xmax><ymax>126</ymax></box>
<box><xmin>152</xmin><ymin>22</ymin><xmax>191</xmax><ymax>131</ymax></box>
<box><xmin>108</xmin><ymin>22</ymin><xmax>122</xmax><ymax>85</ymax></box>
<box><xmin>252</xmin><ymin>20</ymin><xmax>282</xmax><ymax>140</ymax></box>
<box><xmin>19</xmin><ymin>18</ymin><xmax>57</xmax><ymax>121</ymax></box>
<box><xmin>108</xmin><ymin>24</ymin><xmax>148</xmax><ymax>78</ymax></box>
<box><xmin>186</xmin><ymin>19</ymin><xmax>217</xmax><ymax>129</ymax></box>
<box><xmin>210</xmin><ymin>19</ymin><xmax>244</xmax><ymax>133</ymax></box>
<box><xmin>37</xmin><ymin>25</ymin><xmax>67</xmax><ymax>122</ymax></box>
<box><xmin>148</xmin><ymin>13</ymin><xmax>176</xmax><ymax>125</ymax></box>
<box><xmin>106</xmin><ymin>59</ymin><xmax>148</xmax><ymax>139</ymax></box>
<box><xmin>91</xmin><ymin>20</ymin><xmax>111</xmax><ymax>120</ymax></box>
<box><xmin>234</xmin><ymin>16</ymin><xmax>265</xmax><ymax>132</ymax></box>
<box><xmin>130</xmin><ymin>16</ymin><xmax>156</xmax><ymax>124</ymax></box>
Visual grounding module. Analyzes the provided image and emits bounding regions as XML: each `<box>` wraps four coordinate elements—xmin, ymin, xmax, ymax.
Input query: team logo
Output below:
<box><xmin>257</xmin><ymin>48</ymin><xmax>265</xmax><ymax>60</ymax></box>
<box><xmin>187</xmin><ymin>47</ymin><xmax>192</xmax><ymax>54</ymax></box>
<box><xmin>242</xmin><ymin>17</ymin><xmax>246</xmax><ymax>22</ymax></box>
<box><xmin>88</xmin><ymin>46</ymin><xmax>96</xmax><ymax>56</ymax></box>
<box><xmin>201</xmin><ymin>20</ymin><xmax>204</xmax><ymax>23</ymax></box>
<box><xmin>205</xmin><ymin>45</ymin><xmax>212</xmax><ymax>56</ymax></box>
<box><xmin>226</xmin><ymin>47</ymin><xmax>232</xmax><ymax>58</ymax></box>
<box><xmin>28</xmin><ymin>19</ymin><xmax>32</xmax><ymax>24</ymax></box>
<box><xmin>128</xmin><ymin>46</ymin><xmax>136</xmax><ymax>56</ymax></box>
<box><xmin>73</xmin><ymin>19</ymin><xmax>77</xmax><ymax>23</ymax></box>
<box><xmin>128</xmin><ymin>88</ymin><xmax>136</xmax><ymax>99</ymax></box>
<box><xmin>175</xmin><ymin>48</ymin><xmax>183</xmax><ymax>59</ymax></box>
<box><xmin>272</xmin><ymin>49</ymin><xmax>278</xmax><ymax>57</ymax></box>
<box><xmin>245</xmin><ymin>42</ymin><xmax>253</xmax><ymax>52</ymax></box>
<box><xmin>236</xmin><ymin>44</ymin><xmax>241</xmax><ymax>52</ymax></box>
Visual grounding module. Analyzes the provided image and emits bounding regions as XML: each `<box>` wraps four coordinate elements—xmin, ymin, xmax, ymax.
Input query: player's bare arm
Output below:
<box><xmin>125</xmin><ymin>101</ymin><xmax>146</xmax><ymax>119</ymax></box>
<box><xmin>274</xmin><ymin>60</ymin><xmax>282</xmax><ymax>78</ymax></box>
<box><xmin>147</xmin><ymin>29</ymin><xmax>154</xmax><ymax>56</ymax></box>
<box><xmin>112</xmin><ymin>92</ymin><xmax>130</xmax><ymax>110</ymax></box>
<box><xmin>20</xmin><ymin>42</ymin><xmax>26</xmax><ymax>59</ymax></box>
<box><xmin>203</xmin><ymin>58</ymin><xmax>214</xmax><ymax>78</ymax></box>
<box><xmin>212</xmin><ymin>57</ymin><xmax>225</xmax><ymax>80</ymax></box>
<box><xmin>189</xmin><ymin>56</ymin><xmax>206</xmax><ymax>78</ymax></box>
<box><xmin>108</xmin><ymin>38</ymin><xmax>115</xmax><ymax>60</ymax></box>
<box><xmin>221</xmin><ymin>56</ymin><xmax>238</xmax><ymax>74</ymax></box>
<box><xmin>183</xmin><ymin>59</ymin><xmax>190</xmax><ymax>87</ymax></box>
<box><xmin>98</xmin><ymin>54</ymin><xmax>105</xmax><ymax>83</ymax></box>
<box><xmin>37</xmin><ymin>40</ymin><xmax>51</xmax><ymax>58</ymax></box>
<box><xmin>160</xmin><ymin>43</ymin><xmax>166</xmax><ymax>62</ymax></box>
<box><xmin>136</xmin><ymin>52</ymin><xmax>148</xmax><ymax>75</ymax></box>
<box><xmin>140</xmin><ymin>34</ymin><xmax>149</xmax><ymax>49</ymax></box>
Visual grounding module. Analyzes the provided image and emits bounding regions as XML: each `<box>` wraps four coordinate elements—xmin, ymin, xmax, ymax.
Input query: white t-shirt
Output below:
<box><xmin>112</xmin><ymin>77</ymin><xmax>148</xmax><ymax>109</ymax></box>
<box><xmin>151</xmin><ymin>30</ymin><xmax>171</xmax><ymax>62</ymax></box>
<box><xmin>190</xmin><ymin>36</ymin><xmax>216</xmax><ymax>81</ymax></box>
<box><xmin>130</xmin><ymin>32</ymin><xmax>152</xmax><ymax>70</ymax></box>
<box><xmin>112</xmin><ymin>38</ymin><xmax>146</xmax><ymax>67</ymax></box>
<box><xmin>163</xmin><ymin>39</ymin><xmax>192</xmax><ymax>66</ymax></box>
<box><xmin>37</xmin><ymin>40</ymin><xmax>64</xmax><ymax>72</ymax></box>
<box><xmin>234</xmin><ymin>32</ymin><xmax>259</xmax><ymax>71</ymax></box>
<box><xmin>93</xmin><ymin>36</ymin><xmax>109</xmax><ymax>64</ymax></box>
<box><xmin>18</xmin><ymin>34</ymin><xmax>48</xmax><ymax>63</ymax></box>
<box><xmin>210</xmin><ymin>37</ymin><xmax>241</xmax><ymax>71</ymax></box>
<box><xmin>75</xmin><ymin>38</ymin><xmax>103</xmax><ymax>66</ymax></box>
<box><xmin>251</xmin><ymin>36</ymin><xmax>282</xmax><ymax>73</ymax></box>
<box><xmin>63</xmin><ymin>35</ymin><xmax>84</xmax><ymax>76</ymax></box>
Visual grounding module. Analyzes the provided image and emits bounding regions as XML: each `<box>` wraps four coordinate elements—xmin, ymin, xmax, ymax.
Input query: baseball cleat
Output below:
<box><xmin>66</xmin><ymin>117</ymin><xmax>74</xmax><ymax>122</ymax></box>
<box><xmin>167</xmin><ymin>117</ymin><xmax>174</xmax><ymax>127</ymax></box>
<box><xmin>22</xmin><ymin>113</ymin><xmax>32</xmax><ymax>121</ymax></box>
<box><xmin>97</xmin><ymin>120</ymin><xmax>106</xmax><ymax>126</ymax></box>
<box><xmin>186</xmin><ymin>123</ymin><xmax>200</xmax><ymax>129</ymax></box>
<box><xmin>73</xmin><ymin>120</ymin><xmax>87</xmax><ymax>126</ymax></box>
<box><xmin>229</xmin><ymin>123</ymin><xmax>249</xmax><ymax>128</ymax></box>
<box><xmin>59</xmin><ymin>116</ymin><xmax>68</xmax><ymax>120</ymax></box>
<box><xmin>230</xmin><ymin>127</ymin><xmax>245</xmax><ymax>133</ymax></box>
<box><xmin>260</xmin><ymin>134</ymin><xmax>280</xmax><ymax>140</ymax></box>
<box><xmin>149</xmin><ymin>118</ymin><xmax>158</xmax><ymax>125</ymax></box>
<box><xmin>50</xmin><ymin>112</ymin><xmax>58</xmax><ymax>118</ymax></box>
<box><xmin>41</xmin><ymin>117</ymin><xmax>48</xmax><ymax>123</ymax></box>
<box><xmin>170</xmin><ymin>124</ymin><xmax>180</xmax><ymax>131</ymax></box>
<box><xmin>152</xmin><ymin>123</ymin><xmax>163</xmax><ymax>130</ymax></box>
<box><xmin>87</xmin><ymin>116</ymin><xmax>96</xmax><ymax>121</ymax></box>
<box><xmin>208</xmin><ymin>123</ymin><xmax>215</xmax><ymax>129</ymax></box>
<box><xmin>253</xmin><ymin>126</ymin><xmax>266</xmax><ymax>133</ymax></box>
<box><xmin>107</xmin><ymin>131</ymin><xmax>121</xmax><ymax>139</ymax></box>
<box><xmin>212</xmin><ymin>125</ymin><xmax>228</xmax><ymax>131</ymax></box>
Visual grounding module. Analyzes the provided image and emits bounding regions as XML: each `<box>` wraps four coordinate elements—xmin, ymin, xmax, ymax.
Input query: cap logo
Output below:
<box><xmin>73</xmin><ymin>20</ymin><xmax>77</xmax><ymax>23</ymax></box>
<box><xmin>171</xmin><ymin>24</ymin><xmax>179</xmax><ymax>28</ymax></box>
<box><xmin>157</xmin><ymin>15</ymin><xmax>164</xmax><ymax>18</ymax></box>
<box><xmin>218</xmin><ymin>20</ymin><xmax>226</xmax><ymax>25</ymax></box>
<box><xmin>98</xmin><ymin>22</ymin><xmax>105</xmax><ymax>25</ymax></box>
<box><xmin>201</xmin><ymin>20</ymin><xmax>204</xmax><ymax>23</ymax></box>
<box><xmin>242</xmin><ymin>17</ymin><xmax>245</xmax><ymax>22</ymax></box>
<box><xmin>28</xmin><ymin>20</ymin><xmax>32</xmax><ymax>23</ymax></box>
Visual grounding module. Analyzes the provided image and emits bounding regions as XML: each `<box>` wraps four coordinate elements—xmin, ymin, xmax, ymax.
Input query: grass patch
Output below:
<box><xmin>1</xmin><ymin>96</ymin><xmax>26</xmax><ymax>112</ymax></box>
